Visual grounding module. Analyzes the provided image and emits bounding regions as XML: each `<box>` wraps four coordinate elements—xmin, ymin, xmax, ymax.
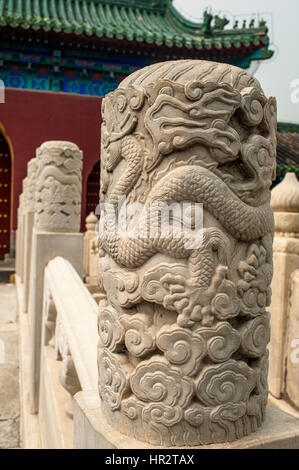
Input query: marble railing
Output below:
<box><xmin>14</xmin><ymin>61</ymin><xmax>299</xmax><ymax>449</ymax></box>
<box><xmin>15</xmin><ymin>141</ymin><xmax>84</xmax><ymax>415</ymax></box>
<box><xmin>39</xmin><ymin>256</ymin><xmax>99</xmax><ymax>448</ymax></box>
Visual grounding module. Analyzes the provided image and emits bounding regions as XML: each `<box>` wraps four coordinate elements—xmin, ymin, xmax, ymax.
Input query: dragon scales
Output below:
<box><xmin>97</xmin><ymin>60</ymin><xmax>277</xmax><ymax>446</ymax></box>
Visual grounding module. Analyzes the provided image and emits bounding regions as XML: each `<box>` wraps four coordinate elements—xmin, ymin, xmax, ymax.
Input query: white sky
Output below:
<box><xmin>174</xmin><ymin>0</ymin><xmax>299</xmax><ymax>124</ymax></box>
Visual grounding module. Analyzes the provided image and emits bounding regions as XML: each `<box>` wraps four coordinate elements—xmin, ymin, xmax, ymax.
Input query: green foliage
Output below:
<box><xmin>277</xmin><ymin>122</ymin><xmax>299</xmax><ymax>134</ymax></box>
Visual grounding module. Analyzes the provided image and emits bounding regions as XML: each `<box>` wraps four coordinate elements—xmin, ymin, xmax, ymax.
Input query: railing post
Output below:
<box><xmin>83</xmin><ymin>211</ymin><xmax>98</xmax><ymax>283</ymax></box>
<box><xmin>22</xmin><ymin>157</ymin><xmax>38</xmax><ymax>312</ymax></box>
<box><xmin>16</xmin><ymin>180</ymin><xmax>27</xmax><ymax>282</ymax></box>
<box><xmin>38</xmin><ymin>257</ymin><xmax>98</xmax><ymax>448</ymax></box>
<box><xmin>29</xmin><ymin>141</ymin><xmax>84</xmax><ymax>414</ymax></box>
<box><xmin>95</xmin><ymin>60</ymin><xmax>277</xmax><ymax>446</ymax></box>
<box><xmin>268</xmin><ymin>172</ymin><xmax>299</xmax><ymax>402</ymax></box>
<box><xmin>15</xmin><ymin>195</ymin><xmax>24</xmax><ymax>277</ymax></box>
<box><xmin>285</xmin><ymin>269</ymin><xmax>299</xmax><ymax>410</ymax></box>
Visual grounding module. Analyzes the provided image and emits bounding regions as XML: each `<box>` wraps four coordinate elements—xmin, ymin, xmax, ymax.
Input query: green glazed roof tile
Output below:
<box><xmin>0</xmin><ymin>0</ymin><xmax>272</xmax><ymax>57</ymax></box>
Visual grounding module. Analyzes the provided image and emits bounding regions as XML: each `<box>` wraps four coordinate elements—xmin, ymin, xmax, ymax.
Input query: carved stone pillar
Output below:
<box><xmin>54</xmin><ymin>314</ymin><xmax>81</xmax><ymax>418</ymax></box>
<box><xmin>29</xmin><ymin>141</ymin><xmax>84</xmax><ymax>413</ymax></box>
<box><xmin>23</xmin><ymin>157</ymin><xmax>38</xmax><ymax>312</ymax></box>
<box><xmin>19</xmin><ymin>178</ymin><xmax>28</xmax><ymax>282</ymax></box>
<box><xmin>34</xmin><ymin>141</ymin><xmax>82</xmax><ymax>232</ymax></box>
<box><xmin>15</xmin><ymin>193</ymin><xmax>24</xmax><ymax>277</ymax></box>
<box><xmin>98</xmin><ymin>60</ymin><xmax>277</xmax><ymax>446</ymax></box>
<box><xmin>27</xmin><ymin>158</ymin><xmax>38</xmax><ymax>211</ymax></box>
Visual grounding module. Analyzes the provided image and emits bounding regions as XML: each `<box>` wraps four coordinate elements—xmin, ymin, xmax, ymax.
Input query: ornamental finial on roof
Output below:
<box><xmin>214</xmin><ymin>15</ymin><xmax>229</xmax><ymax>30</ymax></box>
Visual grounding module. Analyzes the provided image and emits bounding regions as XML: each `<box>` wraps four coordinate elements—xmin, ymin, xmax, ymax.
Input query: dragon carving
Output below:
<box><xmin>97</xmin><ymin>60</ymin><xmax>276</xmax><ymax>446</ymax></box>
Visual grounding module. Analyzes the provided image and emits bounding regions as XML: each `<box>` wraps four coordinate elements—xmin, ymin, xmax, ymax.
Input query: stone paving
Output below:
<box><xmin>0</xmin><ymin>283</ymin><xmax>20</xmax><ymax>448</ymax></box>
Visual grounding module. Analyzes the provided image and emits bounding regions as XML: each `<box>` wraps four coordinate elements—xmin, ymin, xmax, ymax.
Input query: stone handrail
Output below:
<box><xmin>42</xmin><ymin>256</ymin><xmax>98</xmax><ymax>391</ymax></box>
<box><xmin>38</xmin><ymin>256</ymin><xmax>99</xmax><ymax>447</ymax></box>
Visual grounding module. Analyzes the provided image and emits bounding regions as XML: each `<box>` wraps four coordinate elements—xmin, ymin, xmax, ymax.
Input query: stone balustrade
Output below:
<box><xmin>28</xmin><ymin>141</ymin><xmax>84</xmax><ymax>415</ymax></box>
<box><xmin>22</xmin><ymin>158</ymin><xmax>38</xmax><ymax>313</ymax></box>
<box><xmin>15</xmin><ymin>158</ymin><xmax>38</xmax><ymax>312</ymax></box>
<box><xmin>39</xmin><ymin>257</ymin><xmax>98</xmax><ymax>448</ymax></box>
<box><xmin>13</xmin><ymin>61</ymin><xmax>299</xmax><ymax>449</ymax></box>
<box><xmin>14</xmin><ymin>140</ymin><xmax>84</xmax><ymax>416</ymax></box>
<box><xmin>83</xmin><ymin>211</ymin><xmax>99</xmax><ymax>285</ymax></box>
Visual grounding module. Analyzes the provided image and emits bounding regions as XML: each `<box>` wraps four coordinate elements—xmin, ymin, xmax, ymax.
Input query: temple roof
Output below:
<box><xmin>0</xmin><ymin>0</ymin><xmax>272</xmax><ymax>54</ymax></box>
<box><xmin>273</xmin><ymin>131</ymin><xmax>299</xmax><ymax>183</ymax></box>
<box><xmin>277</xmin><ymin>132</ymin><xmax>299</xmax><ymax>168</ymax></box>
<box><xmin>278</xmin><ymin>122</ymin><xmax>299</xmax><ymax>134</ymax></box>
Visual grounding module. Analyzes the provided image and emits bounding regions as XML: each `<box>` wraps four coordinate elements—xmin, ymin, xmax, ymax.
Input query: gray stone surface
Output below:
<box><xmin>0</xmin><ymin>284</ymin><xmax>17</xmax><ymax>323</ymax></box>
<box><xmin>74</xmin><ymin>391</ymin><xmax>299</xmax><ymax>449</ymax></box>
<box><xmin>0</xmin><ymin>363</ymin><xmax>20</xmax><ymax>420</ymax></box>
<box><xmin>0</xmin><ymin>418</ymin><xmax>20</xmax><ymax>449</ymax></box>
<box><xmin>0</xmin><ymin>283</ymin><xmax>20</xmax><ymax>448</ymax></box>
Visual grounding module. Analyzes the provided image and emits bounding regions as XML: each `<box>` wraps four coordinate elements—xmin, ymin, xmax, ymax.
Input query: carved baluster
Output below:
<box><xmin>23</xmin><ymin>157</ymin><xmax>38</xmax><ymax>312</ymax></box>
<box><xmin>43</xmin><ymin>293</ymin><xmax>81</xmax><ymax>417</ymax></box>
<box><xmin>44</xmin><ymin>294</ymin><xmax>57</xmax><ymax>346</ymax></box>
<box><xmin>34</xmin><ymin>141</ymin><xmax>83</xmax><ymax>233</ymax></box>
<box><xmin>55</xmin><ymin>315</ymin><xmax>81</xmax><ymax>418</ymax></box>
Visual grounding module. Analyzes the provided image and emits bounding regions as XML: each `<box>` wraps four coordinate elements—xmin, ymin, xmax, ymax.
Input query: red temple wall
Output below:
<box><xmin>0</xmin><ymin>88</ymin><xmax>102</xmax><ymax>231</ymax></box>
